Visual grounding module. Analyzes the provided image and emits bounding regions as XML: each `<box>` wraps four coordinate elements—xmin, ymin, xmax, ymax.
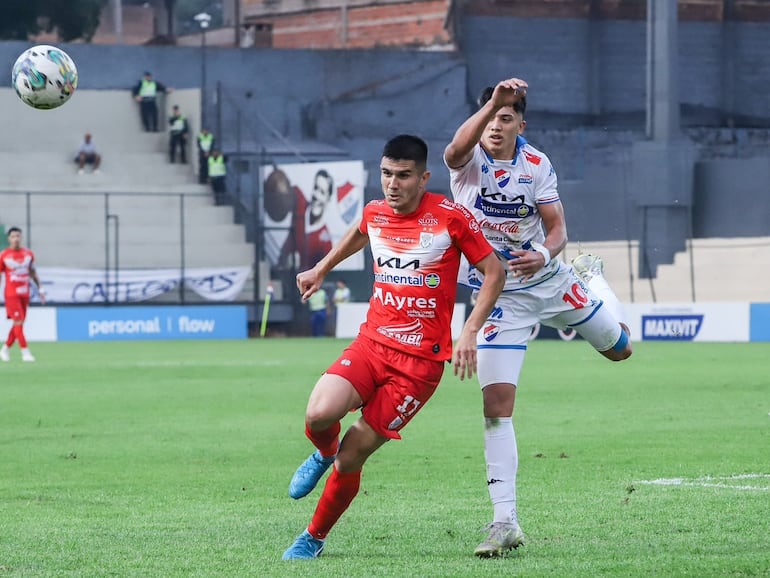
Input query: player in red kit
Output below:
<box><xmin>0</xmin><ymin>227</ymin><xmax>46</xmax><ymax>362</ymax></box>
<box><xmin>282</xmin><ymin>135</ymin><xmax>505</xmax><ymax>560</ymax></box>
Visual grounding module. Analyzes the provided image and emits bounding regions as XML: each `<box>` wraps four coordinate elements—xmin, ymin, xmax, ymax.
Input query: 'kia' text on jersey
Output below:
<box><xmin>359</xmin><ymin>192</ymin><xmax>492</xmax><ymax>361</ymax></box>
<box><xmin>448</xmin><ymin>136</ymin><xmax>560</xmax><ymax>291</ymax></box>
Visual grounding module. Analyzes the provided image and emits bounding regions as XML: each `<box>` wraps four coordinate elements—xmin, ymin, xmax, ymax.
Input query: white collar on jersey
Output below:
<box><xmin>481</xmin><ymin>135</ymin><xmax>529</xmax><ymax>167</ymax></box>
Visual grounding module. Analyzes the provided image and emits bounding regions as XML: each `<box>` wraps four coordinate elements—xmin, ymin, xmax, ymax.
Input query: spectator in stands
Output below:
<box><xmin>208</xmin><ymin>149</ymin><xmax>227</xmax><ymax>205</ymax></box>
<box><xmin>132</xmin><ymin>71</ymin><xmax>171</xmax><ymax>132</ymax></box>
<box><xmin>331</xmin><ymin>278</ymin><xmax>351</xmax><ymax>336</ymax></box>
<box><xmin>74</xmin><ymin>133</ymin><xmax>101</xmax><ymax>175</ymax></box>
<box><xmin>333</xmin><ymin>279</ymin><xmax>351</xmax><ymax>306</ymax></box>
<box><xmin>168</xmin><ymin>105</ymin><xmax>189</xmax><ymax>164</ymax></box>
<box><xmin>307</xmin><ymin>285</ymin><xmax>329</xmax><ymax>337</ymax></box>
<box><xmin>197</xmin><ymin>128</ymin><xmax>215</xmax><ymax>184</ymax></box>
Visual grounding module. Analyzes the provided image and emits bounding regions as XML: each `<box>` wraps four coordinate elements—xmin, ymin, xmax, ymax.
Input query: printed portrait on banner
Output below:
<box><xmin>262</xmin><ymin>160</ymin><xmax>365</xmax><ymax>271</ymax></box>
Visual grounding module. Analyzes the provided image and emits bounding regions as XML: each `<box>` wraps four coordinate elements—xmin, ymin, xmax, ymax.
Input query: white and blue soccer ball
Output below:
<box><xmin>12</xmin><ymin>45</ymin><xmax>78</xmax><ymax>110</ymax></box>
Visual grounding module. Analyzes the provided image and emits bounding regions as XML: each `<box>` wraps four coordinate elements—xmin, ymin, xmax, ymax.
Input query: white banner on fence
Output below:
<box><xmin>0</xmin><ymin>307</ymin><xmax>57</xmax><ymax>342</ymax></box>
<box><xmin>19</xmin><ymin>266</ymin><xmax>252</xmax><ymax>304</ymax></box>
<box><xmin>625</xmin><ymin>302</ymin><xmax>749</xmax><ymax>342</ymax></box>
<box><xmin>262</xmin><ymin>160</ymin><xmax>366</xmax><ymax>271</ymax></box>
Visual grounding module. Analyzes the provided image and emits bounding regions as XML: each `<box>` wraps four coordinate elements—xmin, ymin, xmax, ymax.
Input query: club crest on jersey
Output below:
<box><xmin>518</xmin><ymin>174</ymin><xmax>533</xmax><ymax>184</ymax></box>
<box><xmin>370</xmin><ymin>227</ymin><xmax>382</xmax><ymax>237</ymax></box>
<box><xmin>494</xmin><ymin>169</ymin><xmax>511</xmax><ymax>188</ymax></box>
<box><xmin>483</xmin><ymin>324</ymin><xmax>500</xmax><ymax>342</ymax></box>
<box><xmin>419</xmin><ymin>232</ymin><xmax>434</xmax><ymax>248</ymax></box>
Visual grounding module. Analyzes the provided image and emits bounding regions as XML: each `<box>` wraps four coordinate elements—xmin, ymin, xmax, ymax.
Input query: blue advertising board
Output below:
<box><xmin>57</xmin><ymin>306</ymin><xmax>248</xmax><ymax>341</ymax></box>
<box><xmin>750</xmin><ymin>303</ymin><xmax>770</xmax><ymax>342</ymax></box>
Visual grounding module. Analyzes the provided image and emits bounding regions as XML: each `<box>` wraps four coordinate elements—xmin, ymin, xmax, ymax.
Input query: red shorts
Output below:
<box><xmin>5</xmin><ymin>296</ymin><xmax>29</xmax><ymax>321</ymax></box>
<box><xmin>326</xmin><ymin>335</ymin><xmax>444</xmax><ymax>440</ymax></box>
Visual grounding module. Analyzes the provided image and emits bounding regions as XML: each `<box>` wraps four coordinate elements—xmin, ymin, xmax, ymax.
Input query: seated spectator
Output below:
<box><xmin>75</xmin><ymin>133</ymin><xmax>101</xmax><ymax>174</ymax></box>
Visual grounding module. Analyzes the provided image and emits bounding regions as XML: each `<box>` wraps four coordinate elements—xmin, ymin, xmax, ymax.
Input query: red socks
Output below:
<box><xmin>306</xmin><ymin>421</ymin><xmax>340</xmax><ymax>458</ymax></box>
<box><xmin>6</xmin><ymin>326</ymin><xmax>26</xmax><ymax>348</ymax></box>
<box><xmin>307</xmin><ymin>466</ymin><xmax>361</xmax><ymax>540</ymax></box>
<box><xmin>14</xmin><ymin>326</ymin><xmax>27</xmax><ymax>348</ymax></box>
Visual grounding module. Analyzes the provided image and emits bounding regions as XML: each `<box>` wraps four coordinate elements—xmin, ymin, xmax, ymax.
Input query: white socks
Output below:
<box><xmin>588</xmin><ymin>275</ymin><xmax>627</xmax><ymax>327</ymax></box>
<box><xmin>484</xmin><ymin>417</ymin><xmax>518</xmax><ymax>526</ymax></box>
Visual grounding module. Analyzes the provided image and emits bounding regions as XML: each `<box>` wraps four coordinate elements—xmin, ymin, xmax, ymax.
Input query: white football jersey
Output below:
<box><xmin>448</xmin><ymin>137</ymin><xmax>560</xmax><ymax>291</ymax></box>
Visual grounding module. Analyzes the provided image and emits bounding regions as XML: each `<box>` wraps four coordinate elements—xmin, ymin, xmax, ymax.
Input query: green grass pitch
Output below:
<box><xmin>1</xmin><ymin>340</ymin><xmax>768</xmax><ymax>577</ymax></box>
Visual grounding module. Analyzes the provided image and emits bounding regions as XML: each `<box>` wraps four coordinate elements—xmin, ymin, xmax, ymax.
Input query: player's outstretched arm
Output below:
<box><xmin>453</xmin><ymin>251</ymin><xmax>505</xmax><ymax>380</ymax></box>
<box><xmin>30</xmin><ymin>267</ymin><xmax>46</xmax><ymax>305</ymax></box>
<box><xmin>444</xmin><ymin>77</ymin><xmax>528</xmax><ymax>169</ymax></box>
<box><xmin>296</xmin><ymin>221</ymin><xmax>368</xmax><ymax>302</ymax></box>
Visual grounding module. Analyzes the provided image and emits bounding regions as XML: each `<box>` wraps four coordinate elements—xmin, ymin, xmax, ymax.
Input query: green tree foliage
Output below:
<box><xmin>1</xmin><ymin>0</ymin><xmax>106</xmax><ymax>42</ymax></box>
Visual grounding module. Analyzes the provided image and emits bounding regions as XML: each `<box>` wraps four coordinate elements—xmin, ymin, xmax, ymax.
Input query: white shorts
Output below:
<box><xmin>476</xmin><ymin>263</ymin><xmax>623</xmax><ymax>388</ymax></box>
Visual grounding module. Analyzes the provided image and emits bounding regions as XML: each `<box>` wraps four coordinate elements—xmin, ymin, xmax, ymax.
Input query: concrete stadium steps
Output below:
<box><xmin>0</xmin><ymin>90</ymin><xmax>176</xmax><ymax>153</ymax></box>
<box><xmin>0</xmin><ymin>88</ymin><xmax>201</xmax><ymax>193</ymax></box>
<box><xmin>2</xmin><ymin>204</ymin><xmax>236</xmax><ymax>228</ymax></box>
<box><xmin>28</xmin><ymin>223</ymin><xmax>246</xmax><ymax>246</ymax></box>
<box><xmin>0</xmin><ymin>88</ymin><xmax>256</xmax><ymax>276</ymax></box>
<box><xmin>0</xmin><ymin>153</ymin><xmax>205</xmax><ymax>192</ymax></box>
<box><xmin>563</xmin><ymin>238</ymin><xmax>770</xmax><ymax>304</ymax></box>
<box><xmin>1</xmin><ymin>193</ymin><xmax>254</xmax><ymax>268</ymax></box>
<box><xmin>655</xmin><ymin>238</ymin><xmax>770</xmax><ymax>302</ymax></box>
<box><xmin>35</xmin><ymin>241</ymin><xmax>254</xmax><ymax>270</ymax></box>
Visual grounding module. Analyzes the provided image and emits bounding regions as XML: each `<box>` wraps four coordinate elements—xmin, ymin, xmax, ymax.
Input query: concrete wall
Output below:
<box><xmin>461</xmin><ymin>17</ymin><xmax>770</xmax><ymax>127</ymax></box>
<box><xmin>2</xmin><ymin>13</ymin><xmax>769</xmax><ymax>288</ymax></box>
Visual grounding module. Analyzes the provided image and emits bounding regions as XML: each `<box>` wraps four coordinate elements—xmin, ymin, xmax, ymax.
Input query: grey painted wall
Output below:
<box><xmin>2</xmin><ymin>13</ymin><xmax>769</xmax><ymax>279</ymax></box>
<box><xmin>462</xmin><ymin>17</ymin><xmax>770</xmax><ymax>127</ymax></box>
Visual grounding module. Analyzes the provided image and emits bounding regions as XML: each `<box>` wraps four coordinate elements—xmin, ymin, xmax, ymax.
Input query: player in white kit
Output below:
<box><xmin>444</xmin><ymin>78</ymin><xmax>633</xmax><ymax>557</ymax></box>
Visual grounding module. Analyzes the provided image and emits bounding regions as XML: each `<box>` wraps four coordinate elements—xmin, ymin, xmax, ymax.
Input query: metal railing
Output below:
<box><xmin>0</xmin><ymin>189</ymin><xmax>254</xmax><ymax>305</ymax></box>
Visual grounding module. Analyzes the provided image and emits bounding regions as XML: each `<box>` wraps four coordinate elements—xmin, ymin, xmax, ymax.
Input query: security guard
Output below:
<box><xmin>168</xmin><ymin>105</ymin><xmax>189</xmax><ymax>164</ymax></box>
<box><xmin>307</xmin><ymin>286</ymin><xmax>328</xmax><ymax>337</ymax></box>
<box><xmin>208</xmin><ymin>150</ymin><xmax>227</xmax><ymax>204</ymax></box>
<box><xmin>197</xmin><ymin>128</ymin><xmax>215</xmax><ymax>184</ymax></box>
<box><xmin>132</xmin><ymin>72</ymin><xmax>169</xmax><ymax>132</ymax></box>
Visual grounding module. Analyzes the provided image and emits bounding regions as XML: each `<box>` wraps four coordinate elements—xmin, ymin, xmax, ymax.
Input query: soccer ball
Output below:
<box><xmin>12</xmin><ymin>45</ymin><xmax>78</xmax><ymax>110</ymax></box>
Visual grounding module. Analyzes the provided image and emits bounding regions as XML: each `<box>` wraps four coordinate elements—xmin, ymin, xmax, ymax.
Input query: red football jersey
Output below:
<box><xmin>358</xmin><ymin>191</ymin><xmax>492</xmax><ymax>361</ymax></box>
<box><xmin>0</xmin><ymin>247</ymin><xmax>36</xmax><ymax>298</ymax></box>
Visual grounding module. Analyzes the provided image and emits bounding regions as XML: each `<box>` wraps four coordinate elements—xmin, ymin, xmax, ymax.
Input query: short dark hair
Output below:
<box><xmin>382</xmin><ymin>135</ymin><xmax>428</xmax><ymax>171</ymax></box>
<box><xmin>477</xmin><ymin>86</ymin><xmax>527</xmax><ymax>115</ymax></box>
<box><xmin>7</xmin><ymin>226</ymin><xmax>21</xmax><ymax>236</ymax></box>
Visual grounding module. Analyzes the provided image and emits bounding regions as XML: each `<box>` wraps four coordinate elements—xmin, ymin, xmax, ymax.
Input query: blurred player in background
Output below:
<box><xmin>444</xmin><ymin>77</ymin><xmax>633</xmax><ymax>557</ymax></box>
<box><xmin>0</xmin><ymin>227</ymin><xmax>46</xmax><ymax>362</ymax></box>
<box><xmin>282</xmin><ymin>134</ymin><xmax>505</xmax><ymax>560</ymax></box>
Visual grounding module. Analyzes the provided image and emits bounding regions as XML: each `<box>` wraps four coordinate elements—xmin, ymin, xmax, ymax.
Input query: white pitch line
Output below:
<box><xmin>636</xmin><ymin>474</ymin><xmax>770</xmax><ymax>492</ymax></box>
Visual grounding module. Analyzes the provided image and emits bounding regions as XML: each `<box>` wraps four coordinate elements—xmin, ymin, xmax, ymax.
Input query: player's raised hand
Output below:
<box><xmin>491</xmin><ymin>78</ymin><xmax>528</xmax><ymax>109</ymax></box>
<box><xmin>296</xmin><ymin>269</ymin><xmax>323</xmax><ymax>302</ymax></box>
